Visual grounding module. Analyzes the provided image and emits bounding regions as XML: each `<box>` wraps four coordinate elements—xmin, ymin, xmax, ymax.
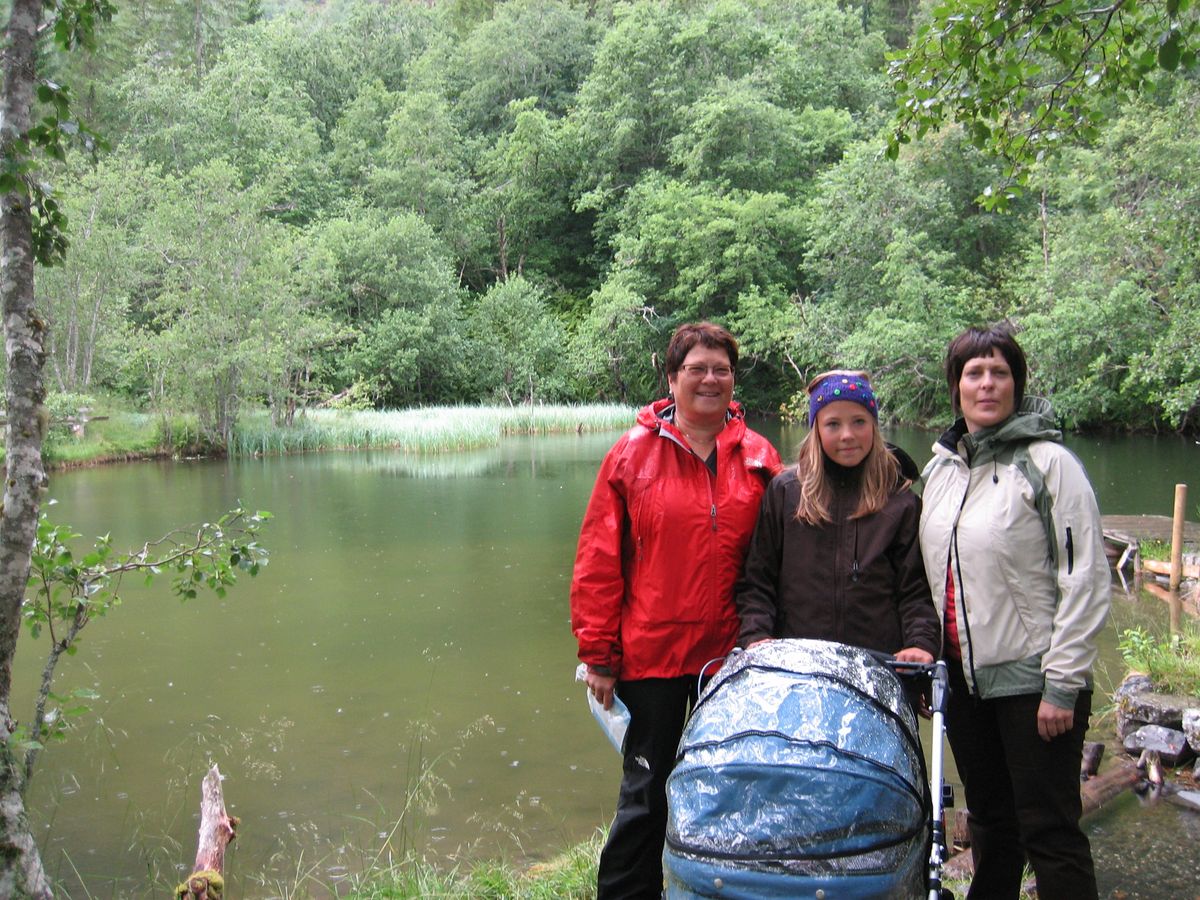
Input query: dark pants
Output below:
<box><xmin>945</xmin><ymin>657</ymin><xmax>1097</xmax><ymax>900</ymax></box>
<box><xmin>597</xmin><ymin>676</ymin><xmax>700</xmax><ymax>900</ymax></box>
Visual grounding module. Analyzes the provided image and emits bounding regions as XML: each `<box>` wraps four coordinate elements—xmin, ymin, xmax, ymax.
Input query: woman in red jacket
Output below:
<box><xmin>570</xmin><ymin>322</ymin><xmax>781</xmax><ymax>900</ymax></box>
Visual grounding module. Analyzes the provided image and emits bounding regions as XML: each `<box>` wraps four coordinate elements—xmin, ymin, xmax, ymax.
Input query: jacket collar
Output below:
<box><xmin>638</xmin><ymin>396</ymin><xmax>744</xmax><ymax>431</ymax></box>
<box><xmin>936</xmin><ymin>396</ymin><xmax>1062</xmax><ymax>466</ymax></box>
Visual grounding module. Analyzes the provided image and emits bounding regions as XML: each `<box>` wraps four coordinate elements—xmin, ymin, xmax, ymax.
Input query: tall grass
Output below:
<box><xmin>345</xmin><ymin>833</ymin><xmax>603</xmax><ymax>900</ymax></box>
<box><xmin>1119</xmin><ymin>623</ymin><xmax>1200</xmax><ymax>695</ymax></box>
<box><xmin>22</xmin><ymin>402</ymin><xmax>635</xmax><ymax>466</ymax></box>
<box><xmin>229</xmin><ymin>405</ymin><xmax>636</xmax><ymax>458</ymax></box>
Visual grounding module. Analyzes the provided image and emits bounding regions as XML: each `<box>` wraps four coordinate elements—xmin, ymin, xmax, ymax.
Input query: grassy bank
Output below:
<box><xmin>343</xmin><ymin>836</ymin><xmax>602</xmax><ymax>899</ymax></box>
<box><xmin>1119</xmin><ymin>622</ymin><xmax>1200</xmax><ymax>696</ymax></box>
<box><xmin>334</xmin><ymin>834</ymin><xmax>976</xmax><ymax>899</ymax></box>
<box><xmin>229</xmin><ymin>405</ymin><xmax>637</xmax><ymax>457</ymax></box>
<box><xmin>31</xmin><ymin>403</ymin><xmax>637</xmax><ymax>467</ymax></box>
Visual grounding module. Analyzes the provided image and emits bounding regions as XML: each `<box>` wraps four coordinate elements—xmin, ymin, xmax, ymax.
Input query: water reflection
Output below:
<box><xmin>12</xmin><ymin>425</ymin><xmax>1200</xmax><ymax>896</ymax></box>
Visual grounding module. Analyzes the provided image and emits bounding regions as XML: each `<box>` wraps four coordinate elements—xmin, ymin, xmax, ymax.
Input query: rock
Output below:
<box><xmin>1123</xmin><ymin>725</ymin><xmax>1196</xmax><ymax>767</ymax></box>
<box><xmin>1115</xmin><ymin>684</ymin><xmax>1199</xmax><ymax>741</ymax></box>
<box><xmin>1115</xmin><ymin>673</ymin><xmax>1155</xmax><ymax>700</ymax></box>
<box><xmin>1113</xmin><ymin>674</ymin><xmax>1156</xmax><ymax>739</ymax></box>
<box><xmin>1184</xmin><ymin>708</ymin><xmax>1200</xmax><ymax>753</ymax></box>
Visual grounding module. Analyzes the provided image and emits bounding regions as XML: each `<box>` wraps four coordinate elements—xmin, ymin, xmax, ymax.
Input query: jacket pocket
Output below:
<box><xmin>1065</xmin><ymin>526</ymin><xmax>1074</xmax><ymax>574</ymax></box>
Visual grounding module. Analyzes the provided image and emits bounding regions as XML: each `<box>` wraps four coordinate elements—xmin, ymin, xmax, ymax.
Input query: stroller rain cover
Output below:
<box><xmin>664</xmin><ymin>639</ymin><xmax>930</xmax><ymax>899</ymax></box>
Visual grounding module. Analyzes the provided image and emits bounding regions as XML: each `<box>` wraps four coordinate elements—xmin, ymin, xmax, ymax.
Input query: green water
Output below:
<box><xmin>13</xmin><ymin>423</ymin><xmax>1199</xmax><ymax>896</ymax></box>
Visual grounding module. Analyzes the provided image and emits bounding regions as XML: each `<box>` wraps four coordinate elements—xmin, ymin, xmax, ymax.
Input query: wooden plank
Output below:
<box><xmin>1142</xmin><ymin>558</ymin><xmax>1200</xmax><ymax>579</ymax></box>
<box><xmin>1102</xmin><ymin>515</ymin><xmax>1200</xmax><ymax>545</ymax></box>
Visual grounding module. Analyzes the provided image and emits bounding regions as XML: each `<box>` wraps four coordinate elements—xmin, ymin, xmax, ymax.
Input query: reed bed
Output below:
<box><xmin>229</xmin><ymin>405</ymin><xmax>636</xmax><ymax>458</ymax></box>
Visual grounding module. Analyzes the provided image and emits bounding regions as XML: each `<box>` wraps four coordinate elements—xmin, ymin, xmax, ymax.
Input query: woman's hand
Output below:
<box><xmin>892</xmin><ymin>647</ymin><xmax>935</xmax><ymax>717</ymax></box>
<box><xmin>894</xmin><ymin>647</ymin><xmax>934</xmax><ymax>664</ymax></box>
<box><xmin>1037</xmin><ymin>699</ymin><xmax>1075</xmax><ymax>742</ymax></box>
<box><xmin>586</xmin><ymin>670</ymin><xmax>618</xmax><ymax>710</ymax></box>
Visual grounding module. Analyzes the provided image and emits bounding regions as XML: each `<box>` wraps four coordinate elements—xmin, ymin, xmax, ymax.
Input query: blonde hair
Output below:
<box><xmin>793</xmin><ymin>370</ymin><xmax>908</xmax><ymax>526</ymax></box>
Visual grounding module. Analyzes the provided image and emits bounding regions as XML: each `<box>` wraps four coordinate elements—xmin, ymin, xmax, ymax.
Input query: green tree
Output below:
<box><xmin>2</xmin><ymin>0</ymin><xmax>114</xmax><ymax>891</ymax></box>
<box><xmin>35</xmin><ymin>155</ymin><xmax>160</xmax><ymax>394</ymax></box>
<box><xmin>888</xmin><ymin>0</ymin><xmax>1200</xmax><ymax>205</ymax></box>
<box><xmin>611</xmin><ymin>175</ymin><xmax>806</xmax><ymax>325</ymax></box>
<box><xmin>446</xmin><ymin>0</ymin><xmax>596</xmax><ymax>136</ymax></box>
<box><xmin>466</xmin><ymin>276</ymin><xmax>568</xmax><ymax>404</ymax></box>
<box><xmin>312</xmin><ymin>209</ymin><xmax>472</xmax><ymax>405</ymax></box>
<box><xmin>121</xmin><ymin>44</ymin><xmax>330</xmax><ymax>222</ymax></box>
<box><xmin>835</xmin><ymin>229</ymin><xmax>978</xmax><ymax>422</ymax></box>
<box><xmin>367</xmin><ymin>87</ymin><xmax>485</xmax><ymax>270</ymax></box>
<box><xmin>210</xmin><ymin>2</ymin><xmax>440</xmax><ymax>144</ymax></box>
<box><xmin>329</xmin><ymin>79</ymin><xmax>401</xmax><ymax>192</ymax></box>
<box><xmin>803</xmin><ymin>132</ymin><xmax>1028</xmax><ymax>320</ymax></box>
<box><xmin>668</xmin><ymin>77</ymin><xmax>856</xmax><ymax>195</ymax></box>
<box><xmin>1016</xmin><ymin>81</ymin><xmax>1200</xmax><ymax>430</ymax></box>
<box><xmin>138</xmin><ymin>161</ymin><xmax>331</xmax><ymax>443</ymax></box>
<box><xmin>475</xmin><ymin>99</ymin><xmax>576</xmax><ymax>281</ymax></box>
<box><xmin>569</xmin><ymin>271</ymin><xmax>666</xmax><ymax>403</ymax></box>
<box><xmin>571</xmin><ymin>0</ymin><xmax>888</xmax><ymax>242</ymax></box>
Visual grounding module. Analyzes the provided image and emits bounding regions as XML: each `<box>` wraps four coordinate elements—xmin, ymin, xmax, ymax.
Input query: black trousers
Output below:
<box><xmin>597</xmin><ymin>676</ymin><xmax>700</xmax><ymax>900</ymax></box>
<box><xmin>945</xmin><ymin>656</ymin><xmax>1098</xmax><ymax>900</ymax></box>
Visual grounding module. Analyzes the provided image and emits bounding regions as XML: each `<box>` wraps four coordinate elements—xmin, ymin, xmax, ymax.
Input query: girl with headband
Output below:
<box><xmin>734</xmin><ymin>370</ymin><xmax>939</xmax><ymax>666</ymax></box>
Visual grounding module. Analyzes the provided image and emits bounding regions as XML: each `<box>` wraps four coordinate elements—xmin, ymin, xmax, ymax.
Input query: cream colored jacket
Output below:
<box><xmin>918</xmin><ymin>399</ymin><xmax>1111</xmax><ymax>708</ymax></box>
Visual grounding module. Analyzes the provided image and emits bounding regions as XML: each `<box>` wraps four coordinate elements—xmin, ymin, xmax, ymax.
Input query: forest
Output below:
<box><xmin>21</xmin><ymin>0</ymin><xmax>1200</xmax><ymax>438</ymax></box>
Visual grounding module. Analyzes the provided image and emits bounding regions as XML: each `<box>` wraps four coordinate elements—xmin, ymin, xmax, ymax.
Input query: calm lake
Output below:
<box><xmin>14</xmin><ymin>421</ymin><xmax>1200</xmax><ymax>897</ymax></box>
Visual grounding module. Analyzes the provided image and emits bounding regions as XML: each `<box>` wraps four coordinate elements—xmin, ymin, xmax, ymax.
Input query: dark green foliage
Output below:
<box><xmin>20</xmin><ymin>0</ymin><xmax>1200</xmax><ymax>435</ymax></box>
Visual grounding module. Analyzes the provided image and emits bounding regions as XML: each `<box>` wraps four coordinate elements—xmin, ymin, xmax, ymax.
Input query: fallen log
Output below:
<box><xmin>942</xmin><ymin>756</ymin><xmax>1140</xmax><ymax>882</ymax></box>
<box><xmin>176</xmin><ymin>765</ymin><xmax>238</xmax><ymax>900</ymax></box>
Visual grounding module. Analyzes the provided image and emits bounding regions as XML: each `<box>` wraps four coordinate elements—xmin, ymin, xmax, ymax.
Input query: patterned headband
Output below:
<box><xmin>808</xmin><ymin>372</ymin><xmax>878</xmax><ymax>426</ymax></box>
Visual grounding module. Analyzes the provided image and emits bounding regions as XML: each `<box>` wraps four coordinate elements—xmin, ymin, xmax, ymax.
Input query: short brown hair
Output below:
<box><xmin>945</xmin><ymin>325</ymin><xmax>1028</xmax><ymax>414</ymax></box>
<box><xmin>665</xmin><ymin>322</ymin><xmax>738</xmax><ymax>375</ymax></box>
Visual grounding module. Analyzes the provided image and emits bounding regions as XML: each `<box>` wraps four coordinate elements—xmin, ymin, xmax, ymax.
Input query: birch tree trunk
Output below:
<box><xmin>0</xmin><ymin>0</ymin><xmax>54</xmax><ymax>893</ymax></box>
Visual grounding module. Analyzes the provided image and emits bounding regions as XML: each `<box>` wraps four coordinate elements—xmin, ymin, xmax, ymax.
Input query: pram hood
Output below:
<box><xmin>665</xmin><ymin>639</ymin><xmax>930</xmax><ymax>899</ymax></box>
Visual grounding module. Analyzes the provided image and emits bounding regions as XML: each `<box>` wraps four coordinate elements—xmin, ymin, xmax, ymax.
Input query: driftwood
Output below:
<box><xmin>176</xmin><ymin>765</ymin><xmax>238</xmax><ymax>900</ymax></box>
<box><xmin>943</xmin><ymin>756</ymin><xmax>1141</xmax><ymax>881</ymax></box>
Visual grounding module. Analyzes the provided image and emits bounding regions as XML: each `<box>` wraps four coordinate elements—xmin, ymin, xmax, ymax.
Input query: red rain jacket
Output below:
<box><xmin>570</xmin><ymin>399</ymin><xmax>781</xmax><ymax>680</ymax></box>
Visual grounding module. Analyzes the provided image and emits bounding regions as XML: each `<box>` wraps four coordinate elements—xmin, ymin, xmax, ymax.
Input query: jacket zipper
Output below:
<box><xmin>1065</xmin><ymin>526</ymin><xmax>1074</xmax><ymax>574</ymax></box>
<box><xmin>657</xmin><ymin>424</ymin><xmax>719</xmax><ymax>532</ymax></box>
<box><xmin>948</xmin><ymin>462</ymin><xmax>979</xmax><ymax>693</ymax></box>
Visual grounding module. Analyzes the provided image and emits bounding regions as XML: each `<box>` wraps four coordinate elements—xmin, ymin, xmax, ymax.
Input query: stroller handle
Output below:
<box><xmin>872</xmin><ymin>653</ymin><xmax>953</xmax><ymax>900</ymax></box>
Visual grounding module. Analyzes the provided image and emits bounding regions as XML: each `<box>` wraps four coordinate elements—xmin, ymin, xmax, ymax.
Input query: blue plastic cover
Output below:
<box><xmin>664</xmin><ymin>639</ymin><xmax>928</xmax><ymax>899</ymax></box>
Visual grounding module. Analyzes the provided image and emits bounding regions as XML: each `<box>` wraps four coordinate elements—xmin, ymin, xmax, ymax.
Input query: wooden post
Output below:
<box><xmin>1170</xmin><ymin>484</ymin><xmax>1188</xmax><ymax>594</ymax></box>
<box><xmin>176</xmin><ymin>765</ymin><xmax>237</xmax><ymax>900</ymax></box>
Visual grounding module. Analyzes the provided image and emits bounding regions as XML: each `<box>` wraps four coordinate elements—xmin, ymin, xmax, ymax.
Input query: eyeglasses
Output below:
<box><xmin>679</xmin><ymin>364</ymin><xmax>734</xmax><ymax>379</ymax></box>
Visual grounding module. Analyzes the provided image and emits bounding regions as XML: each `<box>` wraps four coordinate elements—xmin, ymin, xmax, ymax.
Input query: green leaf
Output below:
<box><xmin>971</xmin><ymin>119</ymin><xmax>991</xmax><ymax>147</ymax></box>
<box><xmin>1159</xmin><ymin>32</ymin><xmax>1182</xmax><ymax>70</ymax></box>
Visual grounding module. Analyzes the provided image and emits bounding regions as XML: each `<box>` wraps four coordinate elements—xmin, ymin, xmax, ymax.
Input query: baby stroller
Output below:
<box><xmin>664</xmin><ymin>639</ymin><xmax>951</xmax><ymax>899</ymax></box>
